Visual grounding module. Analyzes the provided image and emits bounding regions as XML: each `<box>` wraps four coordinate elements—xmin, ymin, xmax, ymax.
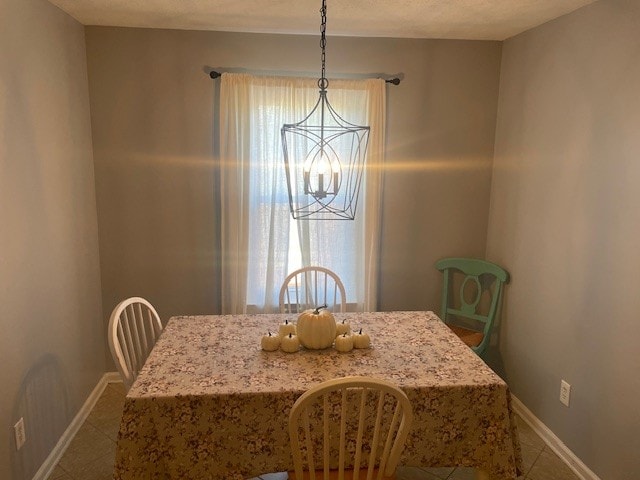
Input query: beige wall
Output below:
<box><xmin>0</xmin><ymin>0</ymin><xmax>104</xmax><ymax>478</ymax></box>
<box><xmin>486</xmin><ymin>0</ymin><xmax>640</xmax><ymax>477</ymax></box>
<box><xmin>84</xmin><ymin>28</ymin><xmax>502</xmax><ymax>350</ymax></box>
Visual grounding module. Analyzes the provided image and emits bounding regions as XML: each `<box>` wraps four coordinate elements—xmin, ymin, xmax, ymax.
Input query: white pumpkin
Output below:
<box><xmin>280</xmin><ymin>332</ymin><xmax>300</xmax><ymax>353</ymax></box>
<box><xmin>334</xmin><ymin>333</ymin><xmax>354</xmax><ymax>353</ymax></box>
<box><xmin>261</xmin><ymin>332</ymin><xmax>281</xmax><ymax>352</ymax></box>
<box><xmin>353</xmin><ymin>328</ymin><xmax>371</xmax><ymax>349</ymax></box>
<box><xmin>296</xmin><ymin>305</ymin><xmax>337</xmax><ymax>349</ymax></box>
<box><xmin>335</xmin><ymin>319</ymin><xmax>351</xmax><ymax>336</ymax></box>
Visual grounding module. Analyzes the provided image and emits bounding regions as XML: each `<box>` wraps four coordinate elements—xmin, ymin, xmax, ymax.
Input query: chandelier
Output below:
<box><xmin>281</xmin><ymin>0</ymin><xmax>370</xmax><ymax>220</ymax></box>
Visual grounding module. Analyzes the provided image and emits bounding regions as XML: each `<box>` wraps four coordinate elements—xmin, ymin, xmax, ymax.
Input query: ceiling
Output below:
<box><xmin>47</xmin><ymin>0</ymin><xmax>597</xmax><ymax>41</ymax></box>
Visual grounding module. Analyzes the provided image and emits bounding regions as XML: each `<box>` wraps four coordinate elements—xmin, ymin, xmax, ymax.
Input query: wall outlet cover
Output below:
<box><xmin>560</xmin><ymin>380</ymin><xmax>571</xmax><ymax>407</ymax></box>
<box><xmin>14</xmin><ymin>417</ymin><xmax>26</xmax><ymax>450</ymax></box>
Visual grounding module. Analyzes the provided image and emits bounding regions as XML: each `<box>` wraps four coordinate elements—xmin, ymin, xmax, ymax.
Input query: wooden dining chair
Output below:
<box><xmin>279</xmin><ymin>266</ymin><xmax>347</xmax><ymax>313</ymax></box>
<box><xmin>288</xmin><ymin>376</ymin><xmax>413</xmax><ymax>480</ymax></box>
<box><xmin>435</xmin><ymin>257</ymin><xmax>510</xmax><ymax>358</ymax></box>
<box><xmin>108</xmin><ymin>297</ymin><xmax>163</xmax><ymax>391</ymax></box>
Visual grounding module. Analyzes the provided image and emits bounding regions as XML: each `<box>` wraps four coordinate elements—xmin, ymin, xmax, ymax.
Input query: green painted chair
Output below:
<box><xmin>435</xmin><ymin>258</ymin><xmax>510</xmax><ymax>358</ymax></box>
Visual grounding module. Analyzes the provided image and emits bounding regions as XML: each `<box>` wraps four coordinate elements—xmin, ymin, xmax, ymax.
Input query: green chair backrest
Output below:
<box><xmin>435</xmin><ymin>257</ymin><xmax>510</xmax><ymax>357</ymax></box>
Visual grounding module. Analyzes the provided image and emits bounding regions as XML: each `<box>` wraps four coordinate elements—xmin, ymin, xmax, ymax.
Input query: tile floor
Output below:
<box><xmin>46</xmin><ymin>382</ymin><xmax>581</xmax><ymax>480</ymax></box>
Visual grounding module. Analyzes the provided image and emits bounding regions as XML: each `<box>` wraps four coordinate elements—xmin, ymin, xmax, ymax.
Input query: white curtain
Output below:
<box><xmin>219</xmin><ymin>73</ymin><xmax>385</xmax><ymax>314</ymax></box>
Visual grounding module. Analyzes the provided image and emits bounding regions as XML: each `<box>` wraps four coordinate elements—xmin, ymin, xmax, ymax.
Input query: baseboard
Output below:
<box><xmin>32</xmin><ymin>372</ymin><xmax>123</xmax><ymax>480</ymax></box>
<box><xmin>510</xmin><ymin>394</ymin><xmax>600</xmax><ymax>480</ymax></box>
<box><xmin>103</xmin><ymin>371</ymin><xmax>122</xmax><ymax>383</ymax></box>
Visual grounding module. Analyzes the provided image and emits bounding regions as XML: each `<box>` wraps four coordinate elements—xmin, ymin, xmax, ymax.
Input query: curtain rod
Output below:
<box><xmin>208</xmin><ymin>70</ymin><xmax>400</xmax><ymax>85</ymax></box>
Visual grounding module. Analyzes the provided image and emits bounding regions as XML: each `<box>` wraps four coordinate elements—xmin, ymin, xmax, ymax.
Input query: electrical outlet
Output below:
<box><xmin>14</xmin><ymin>417</ymin><xmax>26</xmax><ymax>450</ymax></box>
<box><xmin>560</xmin><ymin>380</ymin><xmax>571</xmax><ymax>407</ymax></box>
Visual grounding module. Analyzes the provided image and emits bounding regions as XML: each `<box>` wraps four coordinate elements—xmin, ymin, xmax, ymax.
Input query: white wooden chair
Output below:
<box><xmin>279</xmin><ymin>266</ymin><xmax>347</xmax><ymax>313</ymax></box>
<box><xmin>288</xmin><ymin>376</ymin><xmax>414</xmax><ymax>480</ymax></box>
<box><xmin>108</xmin><ymin>297</ymin><xmax>163</xmax><ymax>391</ymax></box>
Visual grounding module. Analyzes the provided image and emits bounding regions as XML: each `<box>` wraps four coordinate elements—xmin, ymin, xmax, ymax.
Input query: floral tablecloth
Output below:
<box><xmin>114</xmin><ymin>311</ymin><xmax>522</xmax><ymax>479</ymax></box>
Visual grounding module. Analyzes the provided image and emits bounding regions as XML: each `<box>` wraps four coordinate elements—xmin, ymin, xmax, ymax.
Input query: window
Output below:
<box><xmin>219</xmin><ymin>74</ymin><xmax>384</xmax><ymax>314</ymax></box>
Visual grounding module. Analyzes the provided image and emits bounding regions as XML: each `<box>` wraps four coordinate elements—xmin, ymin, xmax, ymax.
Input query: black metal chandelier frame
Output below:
<box><xmin>281</xmin><ymin>0</ymin><xmax>370</xmax><ymax>220</ymax></box>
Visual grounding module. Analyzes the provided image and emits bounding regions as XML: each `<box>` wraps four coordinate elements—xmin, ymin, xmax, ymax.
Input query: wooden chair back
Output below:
<box><xmin>289</xmin><ymin>376</ymin><xmax>413</xmax><ymax>480</ymax></box>
<box><xmin>107</xmin><ymin>297</ymin><xmax>162</xmax><ymax>391</ymax></box>
<box><xmin>435</xmin><ymin>257</ymin><xmax>510</xmax><ymax>357</ymax></box>
<box><xmin>279</xmin><ymin>266</ymin><xmax>347</xmax><ymax>313</ymax></box>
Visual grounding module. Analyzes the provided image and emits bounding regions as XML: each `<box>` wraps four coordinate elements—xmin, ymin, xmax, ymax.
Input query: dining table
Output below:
<box><xmin>113</xmin><ymin>311</ymin><xmax>522</xmax><ymax>479</ymax></box>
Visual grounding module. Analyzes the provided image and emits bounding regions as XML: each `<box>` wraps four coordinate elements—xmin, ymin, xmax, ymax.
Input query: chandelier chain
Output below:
<box><xmin>319</xmin><ymin>0</ymin><xmax>327</xmax><ymax>90</ymax></box>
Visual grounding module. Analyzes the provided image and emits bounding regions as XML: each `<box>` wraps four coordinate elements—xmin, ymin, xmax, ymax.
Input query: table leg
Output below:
<box><xmin>474</xmin><ymin>468</ymin><xmax>490</xmax><ymax>480</ymax></box>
